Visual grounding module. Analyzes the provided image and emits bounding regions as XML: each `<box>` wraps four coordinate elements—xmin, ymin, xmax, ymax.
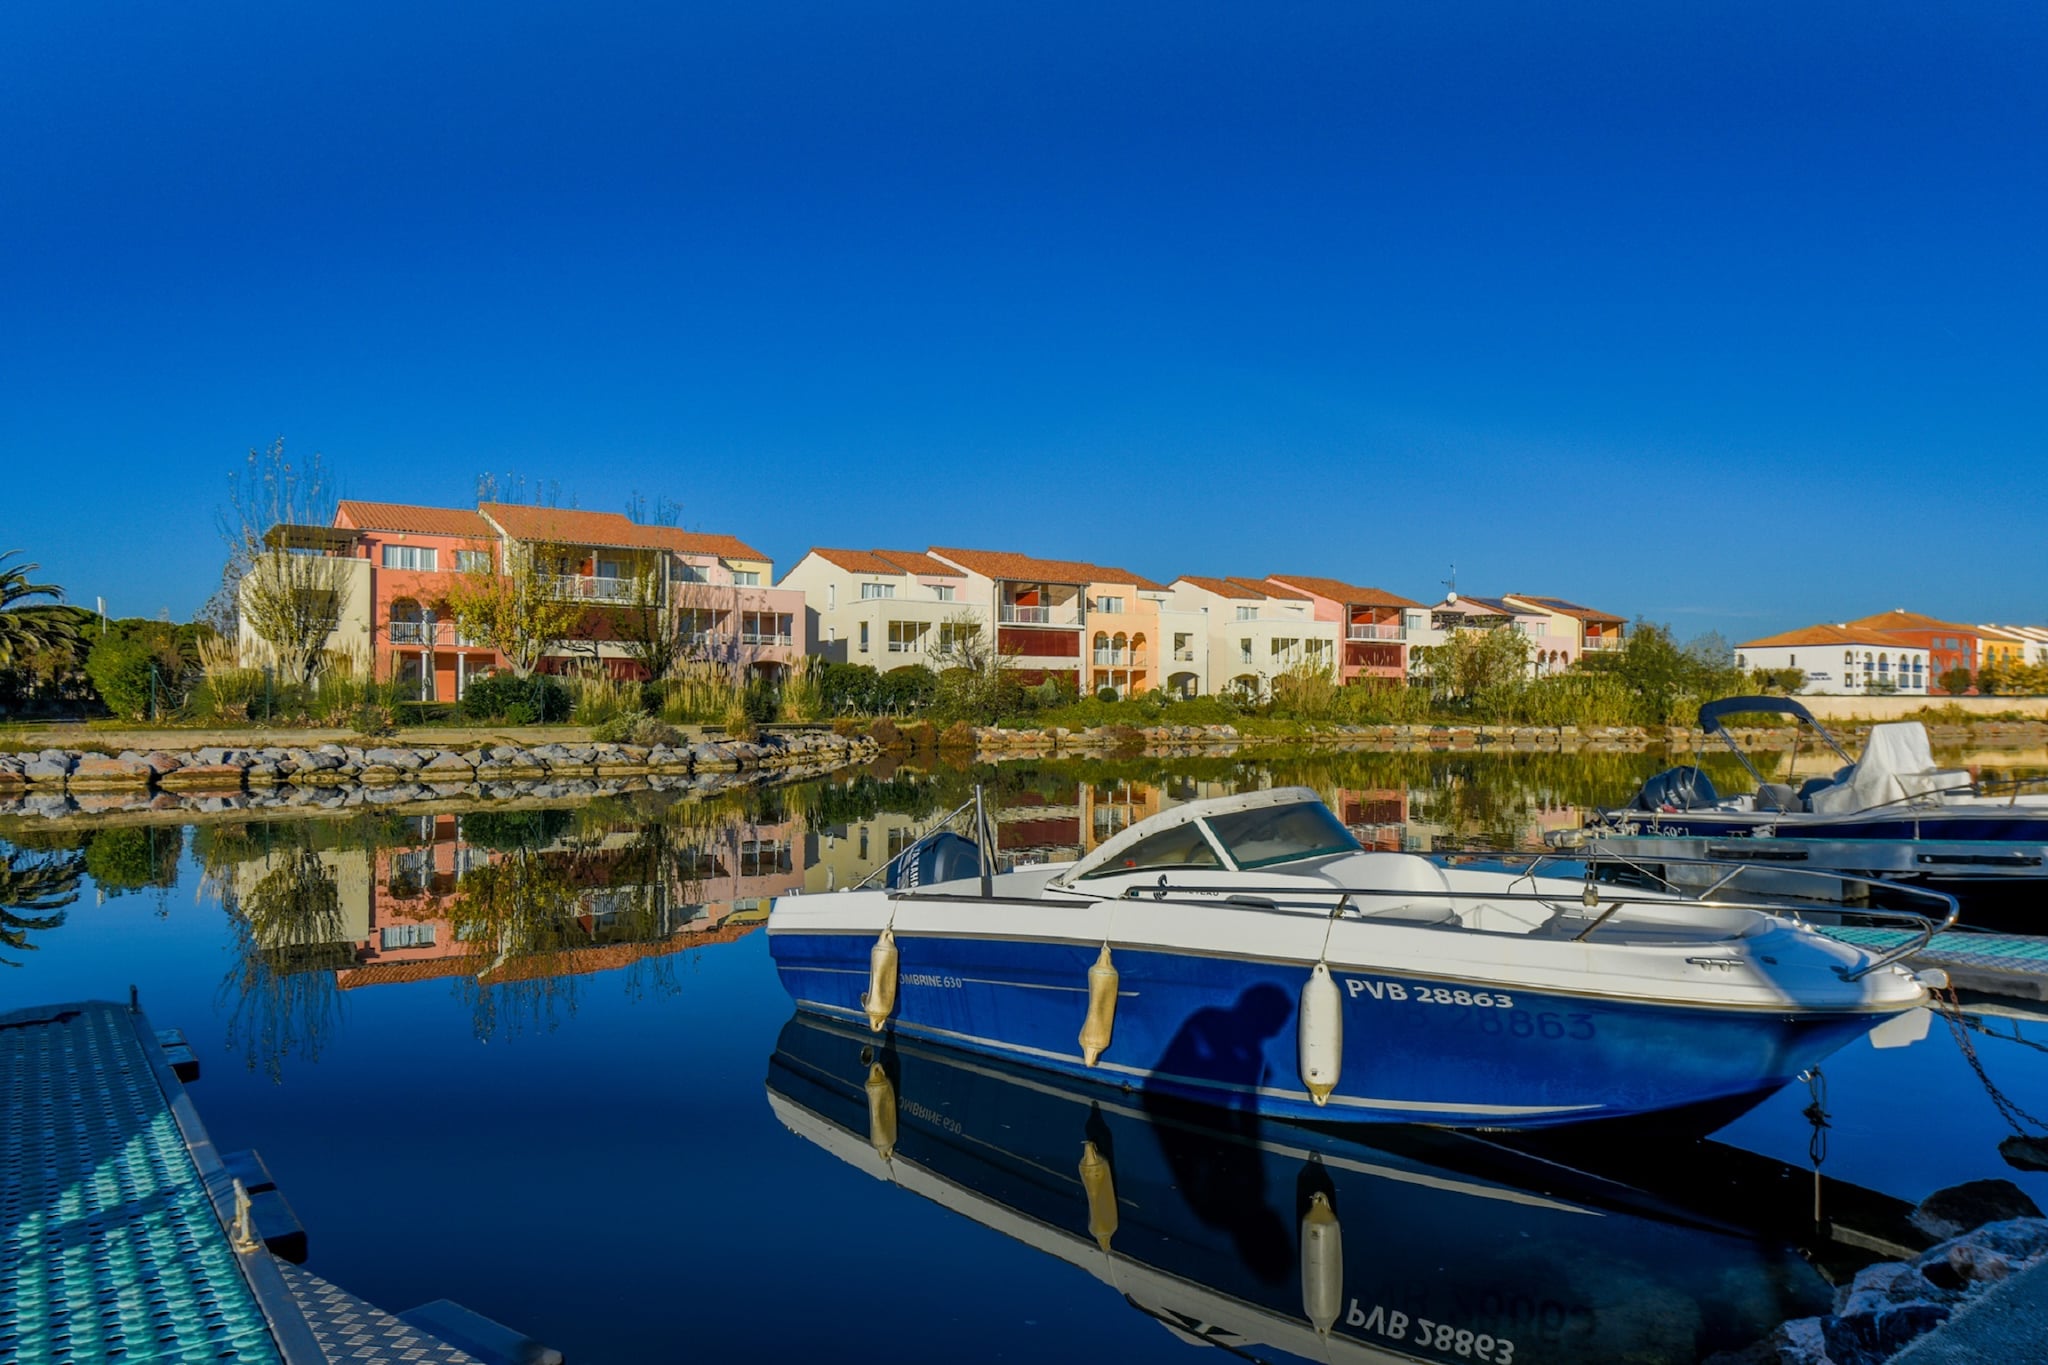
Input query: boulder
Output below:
<box><xmin>22</xmin><ymin>753</ymin><xmax>76</xmax><ymax>782</ymax></box>
<box><xmin>1912</xmin><ymin>1180</ymin><xmax>2045</xmax><ymax>1241</ymax></box>
<box><xmin>68</xmin><ymin>754</ymin><xmax>155</xmax><ymax>788</ymax></box>
<box><xmin>1820</xmin><ymin>1302</ymin><xmax>1951</xmax><ymax>1365</ymax></box>
<box><xmin>363</xmin><ymin>747</ymin><xmax>425</xmax><ymax>771</ymax></box>
<box><xmin>422</xmin><ymin>752</ymin><xmax>475</xmax><ymax>776</ymax></box>
<box><xmin>1834</xmin><ymin>1260</ymin><xmax>1955</xmax><ymax>1317</ymax></box>
<box><xmin>158</xmin><ymin>764</ymin><xmax>247</xmax><ymax>791</ymax></box>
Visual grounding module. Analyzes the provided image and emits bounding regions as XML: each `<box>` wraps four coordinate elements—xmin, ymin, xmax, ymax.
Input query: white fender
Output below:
<box><xmin>865</xmin><ymin>1061</ymin><xmax>897</xmax><ymax>1160</ymax></box>
<box><xmin>1299</xmin><ymin>962</ymin><xmax>1342</xmax><ymax>1105</ymax></box>
<box><xmin>1300</xmin><ymin>1191</ymin><xmax>1343</xmax><ymax>1334</ymax></box>
<box><xmin>1079</xmin><ymin>944</ymin><xmax>1118</xmax><ymax>1066</ymax></box>
<box><xmin>863</xmin><ymin>929</ymin><xmax>898</xmax><ymax>1033</ymax></box>
<box><xmin>1079</xmin><ymin>1140</ymin><xmax>1118</xmax><ymax>1252</ymax></box>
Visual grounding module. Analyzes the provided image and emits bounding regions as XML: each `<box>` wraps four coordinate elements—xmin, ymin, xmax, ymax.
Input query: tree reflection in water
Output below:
<box><xmin>0</xmin><ymin>840</ymin><xmax>83</xmax><ymax>967</ymax></box>
<box><xmin>214</xmin><ymin>838</ymin><xmax>350</xmax><ymax>1081</ymax></box>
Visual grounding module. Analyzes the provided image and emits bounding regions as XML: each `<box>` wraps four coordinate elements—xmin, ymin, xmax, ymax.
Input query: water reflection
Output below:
<box><xmin>765</xmin><ymin>1011</ymin><xmax>1840</xmax><ymax>1365</ymax></box>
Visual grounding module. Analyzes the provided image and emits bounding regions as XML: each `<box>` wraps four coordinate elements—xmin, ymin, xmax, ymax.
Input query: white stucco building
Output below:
<box><xmin>1167</xmin><ymin>576</ymin><xmax>1341</xmax><ymax>699</ymax></box>
<box><xmin>1736</xmin><ymin>625</ymin><xmax>1930</xmax><ymax>696</ymax></box>
<box><xmin>777</xmin><ymin>549</ymin><xmax>982</xmax><ymax>667</ymax></box>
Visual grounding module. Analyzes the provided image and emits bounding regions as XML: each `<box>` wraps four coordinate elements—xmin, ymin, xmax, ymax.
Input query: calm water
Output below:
<box><xmin>5</xmin><ymin>749</ymin><xmax>2046</xmax><ymax>1365</ymax></box>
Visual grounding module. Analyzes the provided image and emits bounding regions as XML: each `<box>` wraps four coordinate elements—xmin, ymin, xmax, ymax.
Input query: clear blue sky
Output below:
<box><xmin>4</xmin><ymin>2</ymin><xmax>2043</xmax><ymax>641</ymax></box>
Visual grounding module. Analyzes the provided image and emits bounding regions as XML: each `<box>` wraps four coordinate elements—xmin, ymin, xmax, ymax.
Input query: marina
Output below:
<box><xmin>4</xmin><ymin>749</ymin><xmax>2046</xmax><ymax>1362</ymax></box>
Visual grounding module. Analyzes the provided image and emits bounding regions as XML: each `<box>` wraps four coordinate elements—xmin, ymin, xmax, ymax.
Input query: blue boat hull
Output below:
<box><xmin>770</xmin><ymin>929</ymin><xmax>1887</xmax><ymax>1128</ymax></box>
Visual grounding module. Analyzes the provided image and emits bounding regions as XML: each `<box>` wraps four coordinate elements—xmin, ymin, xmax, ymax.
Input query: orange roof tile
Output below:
<box><xmin>809</xmin><ymin>548</ymin><xmax>965</xmax><ymax>577</ymax></box>
<box><xmin>336</xmin><ymin>500</ymin><xmax>495</xmax><ymax>538</ymax></box>
<box><xmin>1175</xmin><ymin>575</ymin><xmax>1273</xmax><ymax>600</ymax></box>
<box><xmin>1232</xmin><ymin>576</ymin><xmax>1308</xmax><ymax>601</ymax></box>
<box><xmin>477</xmin><ymin>503</ymin><xmax>767</xmax><ymax>559</ymax></box>
<box><xmin>1265</xmin><ymin>575</ymin><xmax>1422</xmax><ymax>609</ymax></box>
<box><xmin>1842</xmin><ymin>609</ymin><xmax>1982</xmax><ymax>637</ymax></box>
<box><xmin>1738</xmin><ymin>624</ymin><xmax>1920</xmax><ymax>649</ymax></box>
<box><xmin>931</xmin><ymin>547</ymin><xmax>1162</xmax><ymax>591</ymax></box>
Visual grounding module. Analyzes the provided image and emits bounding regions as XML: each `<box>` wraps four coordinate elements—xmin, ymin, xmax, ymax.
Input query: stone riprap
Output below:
<box><xmin>0</xmin><ymin>732</ymin><xmax>876</xmax><ymax>804</ymax></box>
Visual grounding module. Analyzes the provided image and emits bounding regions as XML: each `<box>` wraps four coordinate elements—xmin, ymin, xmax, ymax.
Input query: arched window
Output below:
<box><xmin>1093</xmin><ymin>631</ymin><xmax>1109</xmax><ymax>665</ymax></box>
<box><xmin>389</xmin><ymin>597</ymin><xmax>426</xmax><ymax>644</ymax></box>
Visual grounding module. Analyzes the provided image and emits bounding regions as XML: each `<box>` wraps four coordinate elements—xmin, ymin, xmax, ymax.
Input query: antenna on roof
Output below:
<box><xmin>1442</xmin><ymin>564</ymin><xmax>1456</xmax><ymax>604</ymax></box>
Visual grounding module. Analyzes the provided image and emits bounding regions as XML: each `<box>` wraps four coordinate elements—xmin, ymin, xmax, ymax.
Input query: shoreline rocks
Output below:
<box><xmin>0</xmin><ymin>732</ymin><xmax>878</xmax><ymax>808</ymax></box>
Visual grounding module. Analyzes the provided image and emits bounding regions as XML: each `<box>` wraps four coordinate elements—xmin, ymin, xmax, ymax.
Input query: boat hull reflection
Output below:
<box><xmin>765</xmin><ymin>1013</ymin><xmax>1834</xmax><ymax>1365</ymax></box>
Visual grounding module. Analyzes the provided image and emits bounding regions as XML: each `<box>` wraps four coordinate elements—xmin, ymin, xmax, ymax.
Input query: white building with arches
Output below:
<box><xmin>1736</xmin><ymin>625</ymin><xmax>1930</xmax><ymax>696</ymax></box>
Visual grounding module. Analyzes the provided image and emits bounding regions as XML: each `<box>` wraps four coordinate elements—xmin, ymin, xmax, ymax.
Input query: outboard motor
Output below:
<box><xmin>1632</xmin><ymin>766</ymin><xmax>1720</xmax><ymax>813</ymax></box>
<box><xmin>884</xmin><ymin>831</ymin><xmax>984</xmax><ymax>889</ymax></box>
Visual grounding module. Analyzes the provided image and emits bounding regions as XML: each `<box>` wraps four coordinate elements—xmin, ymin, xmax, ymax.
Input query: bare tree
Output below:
<box><xmin>219</xmin><ymin>440</ymin><xmax>351</xmax><ymax>688</ymax></box>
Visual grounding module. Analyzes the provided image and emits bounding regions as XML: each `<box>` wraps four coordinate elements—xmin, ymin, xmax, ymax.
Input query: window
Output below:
<box><xmin>827</xmin><ymin>583</ymin><xmax>836</xmax><ymax>610</ymax></box>
<box><xmin>381</xmin><ymin>544</ymin><xmax>438</xmax><ymax>571</ymax></box>
<box><xmin>1235</xmin><ymin>605</ymin><xmax>1258</xmax><ymax>621</ymax></box>
<box><xmin>672</xmin><ymin>561</ymin><xmax>709</xmax><ymax>583</ymax></box>
<box><xmin>859</xmin><ymin>622</ymin><xmax>870</xmax><ymax>653</ymax></box>
<box><xmin>933</xmin><ymin>585</ymin><xmax>954</xmax><ymax>602</ymax></box>
<box><xmin>1078</xmin><ymin>820</ymin><xmax>1221</xmax><ymax>879</ymax></box>
<box><xmin>861</xmin><ymin>582</ymin><xmax>896</xmax><ymax>599</ymax></box>
<box><xmin>1092</xmin><ymin>596</ymin><xmax>1124</xmax><ymax>614</ymax></box>
<box><xmin>1206</xmin><ymin>802</ymin><xmax>1361</xmax><ymax>870</ymax></box>
<box><xmin>731</xmin><ymin>570</ymin><xmax>761</xmax><ymax>586</ymax></box>
<box><xmin>1239</xmin><ymin>638</ymin><xmax>1253</xmax><ymax>664</ymax></box>
<box><xmin>596</xmin><ymin>559</ymin><xmax>624</xmax><ymax>581</ymax></box>
<box><xmin>1173</xmin><ymin>632</ymin><xmax>1193</xmax><ymax>661</ymax></box>
<box><xmin>455</xmin><ymin>549</ymin><xmax>492</xmax><ymax>574</ymax></box>
<box><xmin>887</xmin><ymin>621</ymin><xmax>926</xmax><ymax>653</ymax></box>
<box><xmin>380</xmin><ymin>923</ymin><xmax>437</xmax><ymax>950</ymax></box>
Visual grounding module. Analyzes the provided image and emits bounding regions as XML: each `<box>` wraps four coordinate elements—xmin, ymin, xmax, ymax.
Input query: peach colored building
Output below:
<box><xmin>927</xmin><ymin>547</ymin><xmax>1162</xmax><ymax>695</ymax></box>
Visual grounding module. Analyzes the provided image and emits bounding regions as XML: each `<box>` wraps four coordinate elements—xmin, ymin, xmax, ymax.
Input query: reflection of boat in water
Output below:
<box><xmin>765</xmin><ymin>1012</ymin><xmax>1860</xmax><ymax>1365</ymax></box>
<box><xmin>770</xmin><ymin>788</ymin><xmax>1937</xmax><ymax>1127</ymax></box>
<box><xmin>1585</xmin><ymin>698</ymin><xmax>2048</xmax><ymax>919</ymax></box>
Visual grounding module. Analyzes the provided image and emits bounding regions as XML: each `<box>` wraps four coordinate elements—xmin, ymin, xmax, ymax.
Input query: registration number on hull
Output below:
<box><xmin>1344</xmin><ymin>978</ymin><xmax>1513</xmax><ymax>1009</ymax></box>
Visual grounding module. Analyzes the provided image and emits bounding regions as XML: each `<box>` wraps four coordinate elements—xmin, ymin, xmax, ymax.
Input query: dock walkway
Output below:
<box><xmin>0</xmin><ymin>999</ymin><xmax>525</xmax><ymax>1364</ymax></box>
<box><xmin>1821</xmin><ymin>925</ymin><xmax>2048</xmax><ymax>1001</ymax></box>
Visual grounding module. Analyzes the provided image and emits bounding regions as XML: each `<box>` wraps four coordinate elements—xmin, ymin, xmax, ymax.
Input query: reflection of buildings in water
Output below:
<box><xmin>230</xmin><ymin>811</ymin><xmax>804</xmax><ymax>990</ymax></box>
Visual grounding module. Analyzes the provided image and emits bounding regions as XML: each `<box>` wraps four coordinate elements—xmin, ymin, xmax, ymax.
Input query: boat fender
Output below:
<box><xmin>864</xmin><ymin>1061</ymin><xmax>897</xmax><ymax>1160</ymax></box>
<box><xmin>1299</xmin><ymin>962</ymin><xmax>1342</xmax><ymax>1105</ymax></box>
<box><xmin>1300</xmin><ymin>1190</ymin><xmax>1343</xmax><ymax>1335</ymax></box>
<box><xmin>1079</xmin><ymin>1140</ymin><xmax>1118</xmax><ymax>1252</ymax></box>
<box><xmin>863</xmin><ymin>929</ymin><xmax>899</xmax><ymax>1033</ymax></box>
<box><xmin>1080</xmin><ymin>945</ymin><xmax>1119</xmax><ymax>1066</ymax></box>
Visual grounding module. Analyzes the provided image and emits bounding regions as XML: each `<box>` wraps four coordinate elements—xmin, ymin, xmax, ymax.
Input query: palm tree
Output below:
<box><xmin>0</xmin><ymin>551</ymin><xmax>82</xmax><ymax>670</ymax></box>
<box><xmin>0</xmin><ymin>846</ymin><xmax>82</xmax><ymax>966</ymax></box>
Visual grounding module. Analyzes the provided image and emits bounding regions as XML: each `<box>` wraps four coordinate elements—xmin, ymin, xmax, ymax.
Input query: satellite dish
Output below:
<box><xmin>1446</xmin><ymin>591</ymin><xmax>1459</xmax><ymax>604</ymax></box>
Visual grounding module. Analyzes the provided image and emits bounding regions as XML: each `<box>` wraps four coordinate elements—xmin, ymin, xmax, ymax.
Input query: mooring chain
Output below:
<box><xmin>1934</xmin><ymin>985</ymin><xmax>2048</xmax><ymax>1137</ymax></box>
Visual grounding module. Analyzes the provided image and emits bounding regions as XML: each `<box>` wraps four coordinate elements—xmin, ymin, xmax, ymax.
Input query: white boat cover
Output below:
<box><xmin>1807</xmin><ymin>722</ymin><xmax>1973</xmax><ymax>814</ymax></box>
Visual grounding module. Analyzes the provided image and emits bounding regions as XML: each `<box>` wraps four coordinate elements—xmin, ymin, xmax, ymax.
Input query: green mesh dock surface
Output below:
<box><xmin>0</xmin><ymin>1001</ymin><xmax>282</xmax><ymax>1364</ymax></box>
<box><xmin>1822</xmin><ymin>926</ymin><xmax>2048</xmax><ymax>1001</ymax></box>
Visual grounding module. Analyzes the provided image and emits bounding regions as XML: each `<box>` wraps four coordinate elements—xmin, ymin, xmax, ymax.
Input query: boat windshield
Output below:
<box><xmin>1075</xmin><ymin>820</ymin><xmax>1222</xmax><ymax>880</ymax></box>
<box><xmin>1204</xmin><ymin>801</ymin><xmax>1361</xmax><ymax>870</ymax></box>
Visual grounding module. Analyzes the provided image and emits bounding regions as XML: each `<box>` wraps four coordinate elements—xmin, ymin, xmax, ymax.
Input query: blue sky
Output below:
<box><xmin>4</xmin><ymin>2</ymin><xmax>2043</xmax><ymax>641</ymax></box>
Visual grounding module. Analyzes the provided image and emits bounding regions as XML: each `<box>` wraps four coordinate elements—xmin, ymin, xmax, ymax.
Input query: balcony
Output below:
<box><xmin>1347</xmin><ymin>622</ymin><xmax>1406</xmax><ymax>641</ymax></box>
<box><xmin>544</xmin><ymin>573</ymin><xmax>636</xmax><ymax>604</ymax></box>
<box><xmin>1582</xmin><ymin>635</ymin><xmax>1626</xmax><ymax>652</ymax></box>
<box><xmin>1092</xmin><ymin>650</ymin><xmax>1131</xmax><ymax>666</ymax></box>
<box><xmin>999</xmin><ymin>604</ymin><xmax>1082</xmax><ymax>626</ymax></box>
<box><xmin>389</xmin><ymin>622</ymin><xmax>433</xmax><ymax>645</ymax></box>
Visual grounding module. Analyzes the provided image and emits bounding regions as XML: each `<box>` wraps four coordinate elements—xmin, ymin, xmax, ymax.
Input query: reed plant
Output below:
<box><xmin>192</xmin><ymin>633</ymin><xmax>265</xmax><ymax>722</ymax></box>
<box><xmin>565</xmin><ymin>665</ymin><xmax>640</xmax><ymax>727</ymax></box>
<box><xmin>777</xmin><ymin>654</ymin><xmax>824</xmax><ymax>723</ymax></box>
<box><xmin>659</xmin><ymin>662</ymin><xmax>740</xmax><ymax>725</ymax></box>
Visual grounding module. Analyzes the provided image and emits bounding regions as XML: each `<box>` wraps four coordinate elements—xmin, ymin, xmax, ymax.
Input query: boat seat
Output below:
<box><xmin>1344</xmin><ymin>854</ymin><xmax>1460</xmax><ymax>926</ymax></box>
<box><xmin>1754</xmin><ymin>782</ymin><xmax>1801</xmax><ymax>814</ymax></box>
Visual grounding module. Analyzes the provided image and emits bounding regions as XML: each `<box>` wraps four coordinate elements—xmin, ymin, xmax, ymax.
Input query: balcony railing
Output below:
<box><xmin>1173</xmin><ymin>649</ymin><xmax>1195</xmax><ymax>662</ymax></box>
<box><xmin>1582</xmin><ymin>635</ymin><xmax>1626</xmax><ymax>652</ymax></box>
<box><xmin>1347</xmin><ymin>623</ymin><xmax>1406</xmax><ymax>641</ymax></box>
<box><xmin>544</xmin><ymin>573</ymin><xmax>636</xmax><ymax>604</ymax></box>
<box><xmin>1092</xmin><ymin>650</ymin><xmax>1130</xmax><ymax>666</ymax></box>
<box><xmin>389</xmin><ymin>622</ymin><xmax>431</xmax><ymax>644</ymax></box>
<box><xmin>740</xmin><ymin>631</ymin><xmax>793</xmax><ymax>647</ymax></box>
<box><xmin>999</xmin><ymin>605</ymin><xmax>1081</xmax><ymax>626</ymax></box>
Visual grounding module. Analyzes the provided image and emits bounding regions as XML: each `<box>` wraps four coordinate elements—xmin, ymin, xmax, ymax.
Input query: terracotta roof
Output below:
<box><xmin>1738</xmin><ymin>624</ymin><xmax>1922</xmax><ymax>649</ymax></box>
<box><xmin>1504</xmin><ymin>594</ymin><xmax>1626</xmax><ymax>625</ymax></box>
<box><xmin>336</xmin><ymin>500</ymin><xmax>495</xmax><ymax>538</ymax></box>
<box><xmin>1842</xmin><ymin>609</ymin><xmax>1981</xmax><ymax>637</ymax></box>
<box><xmin>478</xmin><ymin>503</ymin><xmax>766</xmax><ymax>559</ymax></box>
<box><xmin>1174</xmin><ymin>575</ymin><xmax>1309</xmax><ymax>602</ymax></box>
<box><xmin>808</xmin><ymin>548</ymin><xmax>965</xmax><ymax>578</ymax></box>
<box><xmin>931</xmin><ymin>547</ymin><xmax>1162</xmax><ymax>591</ymax></box>
<box><xmin>1266</xmin><ymin>575</ymin><xmax>1421</xmax><ymax>609</ymax></box>
<box><xmin>334</xmin><ymin>921</ymin><xmax>763</xmax><ymax>991</ymax></box>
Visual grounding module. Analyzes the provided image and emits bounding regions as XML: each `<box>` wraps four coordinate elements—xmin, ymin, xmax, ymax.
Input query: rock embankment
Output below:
<box><xmin>1708</xmin><ymin>1180</ymin><xmax>2048</xmax><ymax>1365</ymax></box>
<box><xmin>0</xmin><ymin>733</ymin><xmax>875</xmax><ymax>796</ymax></box>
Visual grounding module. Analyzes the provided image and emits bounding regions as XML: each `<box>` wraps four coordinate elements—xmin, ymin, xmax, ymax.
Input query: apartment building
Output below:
<box><xmin>1501</xmin><ymin>594</ymin><xmax>1627</xmax><ymax>669</ymax></box>
<box><xmin>243</xmin><ymin>499</ymin><xmax>800</xmax><ymax>694</ymax></box>
<box><xmin>1264</xmin><ymin>575</ymin><xmax>1424</xmax><ymax>684</ymax></box>
<box><xmin>1413</xmin><ymin>594</ymin><xmax>1568</xmax><ymax>676</ymax></box>
<box><xmin>1735</xmin><ymin>625</ymin><xmax>1931</xmax><ymax>696</ymax></box>
<box><xmin>777</xmin><ymin>548</ymin><xmax>979</xmax><ymax>666</ymax></box>
<box><xmin>927</xmin><ymin>548</ymin><xmax>1163</xmax><ymax>695</ymax></box>
<box><xmin>1168</xmin><ymin>576</ymin><xmax>1340</xmax><ymax>699</ymax></box>
<box><xmin>1842</xmin><ymin>610</ymin><xmax>1981</xmax><ymax>692</ymax></box>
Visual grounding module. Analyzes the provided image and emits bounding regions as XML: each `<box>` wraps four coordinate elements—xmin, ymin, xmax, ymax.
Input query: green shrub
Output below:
<box><xmin>84</xmin><ymin>826</ymin><xmax>183</xmax><ymax>895</ymax></box>
<box><xmin>592</xmin><ymin>714</ymin><xmax>682</xmax><ymax>746</ymax></box>
<box><xmin>84</xmin><ymin>635</ymin><xmax>159</xmax><ymax>720</ymax></box>
<box><xmin>462</xmin><ymin>672</ymin><xmax>570</xmax><ymax>723</ymax></box>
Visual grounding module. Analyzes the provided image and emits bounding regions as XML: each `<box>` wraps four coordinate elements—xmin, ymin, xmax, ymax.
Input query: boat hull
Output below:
<box><xmin>770</xmin><ymin>927</ymin><xmax>1890</xmax><ymax>1128</ymax></box>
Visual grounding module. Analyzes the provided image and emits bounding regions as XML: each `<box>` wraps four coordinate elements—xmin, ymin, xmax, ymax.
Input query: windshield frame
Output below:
<box><xmin>1201</xmin><ymin>800</ymin><xmax>1361</xmax><ymax>871</ymax></box>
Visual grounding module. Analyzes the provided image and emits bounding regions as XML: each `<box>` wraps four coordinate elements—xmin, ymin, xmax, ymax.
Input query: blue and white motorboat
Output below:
<box><xmin>1586</xmin><ymin>696</ymin><xmax>2048</xmax><ymax>917</ymax></box>
<box><xmin>768</xmin><ymin>787</ymin><xmax>1944</xmax><ymax>1129</ymax></box>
